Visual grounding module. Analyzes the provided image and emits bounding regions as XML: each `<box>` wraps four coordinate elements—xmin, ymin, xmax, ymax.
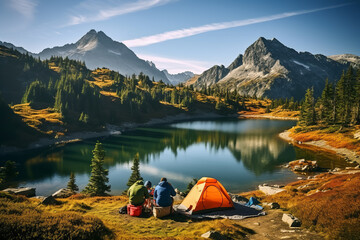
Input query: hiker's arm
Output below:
<box><xmin>145</xmin><ymin>188</ymin><xmax>150</xmax><ymax>199</ymax></box>
<box><xmin>170</xmin><ymin>185</ymin><xmax>176</xmax><ymax>196</ymax></box>
<box><xmin>154</xmin><ymin>188</ymin><xmax>157</xmax><ymax>199</ymax></box>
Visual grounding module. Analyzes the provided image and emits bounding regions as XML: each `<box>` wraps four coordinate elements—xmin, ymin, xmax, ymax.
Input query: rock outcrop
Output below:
<box><xmin>2</xmin><ymin>187</ymin><xmax>36</xmax><ymax>197</ymax></box>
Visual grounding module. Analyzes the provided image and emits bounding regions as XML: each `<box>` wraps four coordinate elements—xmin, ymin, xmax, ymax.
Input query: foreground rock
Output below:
<box><xmin>52</xmin><ymin>188</ymin><xmax>74</xmax><ymax>198</ymax></box>
<box><xmin>258</xmin><ymin>184</ymin><xmax>285</xmax><ymax>195</ymax></box>
<box><xmin>201</xmin><ymin>230</ymin><xmax>229</xmax><ymax>240</ymax></box>
<box><xmin>286</xmin><ymin>159</ymin><xmax>319</xmax><ymax>173</ymax></box>
<box><xmin>282</xmin><ymin>213</ymin><xmax>302</xmax><ymax>227</ymax></box>
<box><xmin>228</xmin><ymin>193</ymin><xmax>248</xmax><ymax>203</ymax></box>
<box><xmin>2</xmin><ymin>187</ymin><xmax>35</xmax><ymax>197</ymax></box>
<box><xmin>41</xmin><ymin>195</ymin><xmax>59</xmax><ymax>205</ymax></box>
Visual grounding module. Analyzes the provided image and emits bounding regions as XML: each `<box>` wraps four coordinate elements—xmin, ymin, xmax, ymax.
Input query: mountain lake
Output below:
<box><xmin>2</xmin><ymin>118</ymin><xmax>349</xmax><ymax>196</ymax></box>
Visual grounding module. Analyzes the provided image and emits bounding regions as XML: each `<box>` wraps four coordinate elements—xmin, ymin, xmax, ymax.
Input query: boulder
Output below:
<box><xmin>282</xmin><ymin>213</ymin><xmax>301</xmax><ymax>227</ymax></box>
<box><xmin>293</xmin><ymin>165</ymin><xmax>302</xmax><ymax>171</ymax></box>
<box><xmin>31</xmin><ymin>196</ymin><xmax>46</xmax><ymax>201</ymax></box>
<box><xmin>259</xmin><ymin>185</ymin><xmax>285</xmax><ymax>195</ymax></box>
<box><xmin>270</xmin><ymin>202</ymin><xmax>280</xmax><ymax>209</ymax></box>
<box><xmin>41</xmin><ymin>195</ymin><xmax>59</xmax><ymax>205</ymax></box>
<box><xmin>201</xmin><ymin>231</ymin><xmax>228</xmax><ymax>240</ymax></box>
<box><xmin>2</xmin><ymin>187</ymin><xmax>36</xmax><ymax>197</ymax></box>
<box><xmin>52</xmin><ymin>188</ymin><xmax>74</xmax><ymax>198</ymax></box>
<box><xmin>173</xmin><ymin>193</ymin><xmax>184</xmax><ymax>202</ymax></box>
<box><xmin>228</xmin><ymin>193</ymin><xmax>248</xmax><ymax>203</ymax></box>
<box><xmin>354</xmin><ymin>130</ymin><xmax>360</xmax><ymax>139</ymax></box>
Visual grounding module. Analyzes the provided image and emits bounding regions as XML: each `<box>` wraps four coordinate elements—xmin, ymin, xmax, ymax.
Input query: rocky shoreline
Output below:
<box><xmin>0</xmin><ymin>112</ymin><xmax>231</xmax><ymax>156</ymax></box>
<box><xmin>279</xmin><ymin>130</ymin><xmax>360</xmax><ymax>165</ymax></box>
<box><xmin>239</xmin><ymin>114</ymin><xmax>298</xmax><ymax>121</ymax></box>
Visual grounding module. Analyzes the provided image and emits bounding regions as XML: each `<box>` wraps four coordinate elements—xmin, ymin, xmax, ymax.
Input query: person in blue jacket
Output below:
<box><xmin>154</xmin><ymin>177</ymin><xmax>176</xmax><ymax>207</ymax></box>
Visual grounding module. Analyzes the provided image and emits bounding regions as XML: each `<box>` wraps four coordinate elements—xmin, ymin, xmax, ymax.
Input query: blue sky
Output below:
<box><xmin>0</xmin><ymin>0</ymin><xmax>359</xmax><ymax>73</ymax></box>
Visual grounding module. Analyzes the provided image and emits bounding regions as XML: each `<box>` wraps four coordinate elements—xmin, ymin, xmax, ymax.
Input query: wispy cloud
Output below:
<box><xmin>67</xmin><ymin>0</ymin><xmax>174</xmax><ymax>26</ymax></box>
<box><xmin>8</xmin><ymin>0</ymin><xmax>38</xmax><ymax>19</ymax></box>
<box><xmin>123</xmin><ymin>3</ymin><xmax>351</xmax><ymax>47</ymax></box>
<box><xmin>138</xmin><ymin>54</ymin><xmax>212</xmax><ymax>74</ymax></box>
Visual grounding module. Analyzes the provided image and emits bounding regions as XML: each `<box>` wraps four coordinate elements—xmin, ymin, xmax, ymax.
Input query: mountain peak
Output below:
<box><xmin>76</xmin><ymin>29</ymin><xmax>113</xmax><ymax>49</ymax></box>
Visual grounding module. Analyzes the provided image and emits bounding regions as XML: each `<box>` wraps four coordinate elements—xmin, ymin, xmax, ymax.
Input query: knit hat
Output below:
<box><xmin>144</xmin><ymin>181</ymin><xmax>152</xmax><ymax>188</ymax></box>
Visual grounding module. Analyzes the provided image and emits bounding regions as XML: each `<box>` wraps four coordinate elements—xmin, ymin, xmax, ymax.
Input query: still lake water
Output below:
<box><xmin>4</xmin><ymin>118</ymin><xmax>346</xmax><ymax>196</ymax></box>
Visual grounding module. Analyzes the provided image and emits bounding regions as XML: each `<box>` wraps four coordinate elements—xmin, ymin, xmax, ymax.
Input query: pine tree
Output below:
<box><xmin>300</xmin><ymin>88</ymin><xmax>316</xmax><ymax>126</ymax></box>
<box><xmin>82</xmin><ymin>141</ymin><xmax>111</xmax><ymax>196</ymax></box>
<box><xmin>126</xmin><ymin>153</ymin><xmax>143</xmax><ymax>188</ymax></box>
<box><xmin>319</xmin><ymin>79</ymin><xmax>334</xmax><ymax>124</ymax></box>
<box><xmin>0</xmin><ymin>161</ymin><xmax>18</xmax><ymax>186</ymax></box>
<box><xmin>67</xmin><ymin>172</ymin><xmax>79</xmax><ymax>192</ymax></box>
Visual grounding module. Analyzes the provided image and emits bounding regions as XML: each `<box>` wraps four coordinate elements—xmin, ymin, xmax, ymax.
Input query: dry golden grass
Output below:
<box><xmin>240</xmin><ymin>171</ymin><xmax>360</xmax><ymax>239</ymax></box>
<box><xmin>289</xmin><ymin>127</ymin><xmax>360</xmax><ymax>154</ymax></box>
<box><xmin>0</xmin><ymin>192</ymin><xmax>111</xmax><ymax>240</ymax></box>
<box><xmin>268</xmin><ymin>108</ymin><xmax>300</xmax><ymax>118</ymax></box>
<box><xmin>100</xmin><ymin>91</ymin><xmax>120</xmax><ymax>99</ymax></box>
<box><xmin>11</xmin><ymin>103</ymin><xmax>63</xmax><ymax>135</ymax></box>
<box><xmin>184</xmin><ymin>75</ymin><xmax>199</xmax><ymax>86</ymax></box>
<box><xmin>48</xmin><ymin>62</ymin><xmax>61</xmax><ymax>72</ymax></box>
<box><xmin>0</xmin><ymin>194</ymin><xmax>253</xmax><ymax>239</ymax></box>
<box><xmin>0</xmin><ymin>49</ymin><xmax>18</xmax><ymax>58</ymax></box>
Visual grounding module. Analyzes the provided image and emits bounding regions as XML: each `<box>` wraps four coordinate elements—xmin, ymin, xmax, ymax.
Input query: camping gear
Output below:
<box><xmin>245</xmin><ymin>197</ymin><xmax>263</xmax><ymax>210</ymax></box>
<box><xmin>177</xmin><ymin>177</ymin><xmax>234</xmax><ymax>214</ymax></box>
<box><xmin>127</xmin><ymin>204</ymin><xmax>142</xmax><ymax>217</ymax></box>
<box><xmin>175</xmin><ymin>202</ymin><xmax>265</xmax><ymax>219</ymax></box>
<box><xmin>119</xmin><ymin>205</ymin><xmax>127</xmax><ymax>214</ymax></box>
<box><xmin>153</xmin><ymin>205</ymin><xmax>172</xmax><ymax>218</ymax></box>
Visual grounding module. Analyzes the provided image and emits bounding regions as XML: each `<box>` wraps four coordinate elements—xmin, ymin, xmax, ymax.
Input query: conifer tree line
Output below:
<box><xmin>193</xmin><ymin>84</ymin><xmax>246</xmax><ymax>111</ymax></box>
<box><xmin>300</xmin><ymin>66</ymin><xmax>360</xmax><ymax>126</ymax></box>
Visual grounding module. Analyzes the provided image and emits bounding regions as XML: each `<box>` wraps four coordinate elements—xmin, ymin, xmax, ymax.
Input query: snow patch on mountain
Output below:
<box><xmin>292</xmin><ymin>60</ymin><xmax>310</xmax><ymax>70</ymax></box>
<box><xmin>108</xmin><ymin>49</ymin><xmax>122</xmax><ymax>56</ymax></box>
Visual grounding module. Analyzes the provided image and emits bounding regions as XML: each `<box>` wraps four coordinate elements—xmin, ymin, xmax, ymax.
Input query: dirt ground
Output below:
<box><xmin>239</xmin><ymin>209</ymin><xmax>324</xmax><ymax>240</ymax></box>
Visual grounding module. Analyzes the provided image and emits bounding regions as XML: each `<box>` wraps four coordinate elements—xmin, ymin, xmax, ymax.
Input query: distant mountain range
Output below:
<box><xmin>162</xmin><ymin>70</ymin><xmax>194</xmax><ymax>85</ymax></box>
<box><xmin>2</xmin><ymin>33</ymin><xmax>359</xmax><ymax>99</ymax></box>
<box><xmin>190</xmin><ymin>37</ymin><xmax>358</xmax><ymax>99</ymax></box>
<box><xmin>1</xmin><ymin>30</ymin><xmax>171</xmax><ymax>84</ymax></box>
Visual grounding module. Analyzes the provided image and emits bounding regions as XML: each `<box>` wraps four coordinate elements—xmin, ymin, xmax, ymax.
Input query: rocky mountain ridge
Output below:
<box><xmin>190</xmin><ymin>37</ymin><xmax>355</xmax><ymax>99</ymax></box>
<box><xmin>162</xmin><ymin>70</ymin><xmax>194</xmax><ymax>85</ymax></box>
<box><xmin>0</xmin><ymin>30</ymin><xmax>170</xmax><ymax>84</ymax></box>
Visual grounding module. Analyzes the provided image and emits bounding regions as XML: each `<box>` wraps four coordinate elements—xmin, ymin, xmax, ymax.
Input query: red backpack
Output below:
<box><xmin>127</xmin><ymin>204</ymin><xmax>142</xmax><ymax>217</ymax></box>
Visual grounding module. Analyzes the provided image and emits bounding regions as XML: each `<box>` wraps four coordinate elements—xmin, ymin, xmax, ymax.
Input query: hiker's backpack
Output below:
<box><xmin>127</xmin><ymin>204</ymin><xmax>142</xmax><ymax>217</ymax></box>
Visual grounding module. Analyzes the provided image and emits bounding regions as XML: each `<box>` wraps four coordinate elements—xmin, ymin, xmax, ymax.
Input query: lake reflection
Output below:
<box><xmin>2</xmin><ymin>119</ymin><xmax>344</xmax><ymax>195</ymax></box>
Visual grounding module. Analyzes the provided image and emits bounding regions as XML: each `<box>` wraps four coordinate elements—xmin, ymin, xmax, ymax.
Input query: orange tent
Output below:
<box><xmin>178</xmin><ymin>177</ymin><xmax>234</xmax><ymax>214</ymax></box>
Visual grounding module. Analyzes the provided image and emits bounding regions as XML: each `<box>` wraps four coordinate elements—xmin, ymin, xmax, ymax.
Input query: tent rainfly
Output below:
<box><xmin>177</xmin><ymin>177</ymin><xmax>234</xmax><ymax>214</ymax></box>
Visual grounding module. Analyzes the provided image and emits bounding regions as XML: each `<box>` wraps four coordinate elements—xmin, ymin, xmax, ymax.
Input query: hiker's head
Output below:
<box><xmin>144</xmin><ymin>181</ymin><xmax>152</xmax><ymax>188</ymax></box>
<box><xmin>160</xmin><ymin>177</ymin><xmax>167</xmax><ymax>182</ymax></box>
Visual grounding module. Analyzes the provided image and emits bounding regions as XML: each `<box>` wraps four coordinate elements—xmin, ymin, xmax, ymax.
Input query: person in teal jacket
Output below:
<box><xmin>127</xmin><ymin>180</ymin><xmax>149</xmax><ymax>206</ymax></box>
<box><xmin>154</xmin><ymin>177</ymin><xmax>176</xmax><ymax>207</ymax></box>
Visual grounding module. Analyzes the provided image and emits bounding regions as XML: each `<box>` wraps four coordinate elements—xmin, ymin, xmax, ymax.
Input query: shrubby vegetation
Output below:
<box><xmin>0</xmin><ymin>192</ymin><xmax>111</xmax><ymax>240</ymax></box>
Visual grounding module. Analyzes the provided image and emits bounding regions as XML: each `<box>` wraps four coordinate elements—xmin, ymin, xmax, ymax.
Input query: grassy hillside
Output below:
<box><xmin>0</xmin><ymin>94</ymin><xmax>43</xmax><ymax>147</ymax></box>
<box><xmin>0</xmin><ymin>46</ymin><xmax>248</xmax><ymax>147</ymax></box>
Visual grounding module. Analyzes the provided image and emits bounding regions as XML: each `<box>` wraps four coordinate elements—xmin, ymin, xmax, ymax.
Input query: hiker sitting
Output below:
<box><xmin>144</xmin><ymin>180</ymin><xmax>154</xmax><ymax>209</ymax></box>
<box><xmin>127</xmin><ymin>180</ymin><xmax>150</xmax><ymax>207</ymax></box>
<box><xmin>144</xmin><ymin>180</ymin><xmax>154</xmax><ymax>197</ymax></box>
<box><xmin>154</xmin><ymin>177</ymin><xmax>176</xmax><ymax>208</ymax></box>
